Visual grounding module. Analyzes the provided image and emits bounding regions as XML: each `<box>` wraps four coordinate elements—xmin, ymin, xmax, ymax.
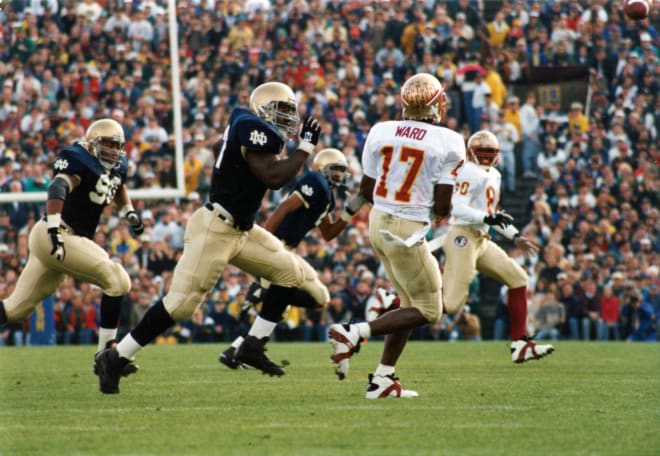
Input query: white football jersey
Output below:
<box><xmin>362</xmin><ymin>120</ymin><xmax>466</xmax><ymax>223</ymax></box>
<box><xmin>449</xmin><ymin>160</ymin><xmax>502</xmax><ymax>233</ymax></box>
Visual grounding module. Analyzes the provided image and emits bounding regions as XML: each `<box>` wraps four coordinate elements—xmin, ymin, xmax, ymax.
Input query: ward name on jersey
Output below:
<box><xmin>361</xmin><ymin>120</ymin><xmax>465</xmax><ymax>223</ymax></box>
<box><xmin>210</xmin><ymin>108</ymin><xmax>285</xmax><ymax>230</ymax></box>
<box><xmin>55</xmin><ymin>144</ymin><xmax>128</xmax><ymax>239</ymax></box>
<box><xmin>449</xmin><ymin>160</ymin><xmax>502</xmax><ymax>234</ymax></box>
<box><xmin>275</xmin><ymin>170</ymin><xmax>335</xmax><ymax>248</ymax></box>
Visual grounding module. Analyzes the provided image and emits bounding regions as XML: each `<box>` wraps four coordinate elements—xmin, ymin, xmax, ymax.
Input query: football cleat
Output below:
<box><xmin>219</xmin><ymin>346</ymin><xmax>241</xmax><ymax>369</ymax></box>
<box><xmin>510</xmin><ymin>338</ymin><xmax>555</xmax><ymax>364</ymax></box>
<box><xmin>328</xmin><ymin>323</ymin><xmax>362</xmax><ymax>380</ymax></box>
<box><xmin>365</xmin><ymin>374</ymin><xmax>419</xmax><ymax>399</ymax></box>
<box><xmin>94</xmin><ymin>348</ymin><xmax>132</xmax><ymax>394</ymax></box>
<box><xmin>94</xmin><ymin>339</ymin><xmax>138</xmax><ymax>378</ymax></box>
<box><xmin>233</xmin><ymin>335</ymin><xmax>285</xmax><ymax>376</ymax></box>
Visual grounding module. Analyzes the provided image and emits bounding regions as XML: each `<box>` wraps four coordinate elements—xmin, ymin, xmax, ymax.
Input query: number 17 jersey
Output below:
<box><xmin>361</xmin><ymin>120</ymin><xmax>466</xmax><ymax>223</ymax></box>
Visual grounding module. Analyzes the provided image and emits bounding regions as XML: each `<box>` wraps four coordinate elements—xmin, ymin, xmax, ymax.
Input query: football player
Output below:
<box><xmin>219</xmin><ymin>148</ymin><xmax>353</xmax><ymax>373</ymax></box>
<box><xmin>94</xmin><ymin>81</ymin><xmax>327</xmax><ymax>394</ymax></box>
<box><xmin>0</xmin><ymin>118</ymin><xmax>143</xmax><ymax>376</ymax></box>
<box><xmin>327</xmin><ymin>73</ymin><xmax>466</xmax><ymax>398</ymax></box>
<box><xmin>442</xmin><ymin>130</ymin><xmax>554</xmax><ymax>362</ymax></box>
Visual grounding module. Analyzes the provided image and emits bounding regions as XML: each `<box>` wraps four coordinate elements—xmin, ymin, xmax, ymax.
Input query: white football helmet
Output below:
<box><xmin>467</xmin><ymin>130</ymin><xmax>500</xmax><ymax>168</ymax></box>
<box><xmin>400</xmin><ymin>73</ymin><xmax>447</xmax><ymax>123</ymax></box>
<box><xmin>312</xmin><ymin>148</ymin><xmax>348</xmax><ymax>187</ymax></box>
<box><xmin>85</xmin><ymin>118</ymin><xmax>125</xmax><ymax>170</ymax></box>
<box><xmin>249</xmin><ymin>82</ymin><xmax>299</xmax><ymax>138</ymax></box>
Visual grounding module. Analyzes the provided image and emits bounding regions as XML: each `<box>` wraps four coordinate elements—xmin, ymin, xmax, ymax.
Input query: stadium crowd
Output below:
<box><xmin>0</xmin><ymin>0</ymin><xmax>657</xmax><ymax>346</ymax></box>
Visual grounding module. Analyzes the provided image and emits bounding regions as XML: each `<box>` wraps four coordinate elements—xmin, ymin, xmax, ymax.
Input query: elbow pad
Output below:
<box><xmin>47</xmin><ymin>177</ymin><xmax>70</xmax><ymax>201</ymax></box>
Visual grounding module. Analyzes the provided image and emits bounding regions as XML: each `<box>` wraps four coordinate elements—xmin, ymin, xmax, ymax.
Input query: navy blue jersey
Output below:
<box><xmin>53</xmin><ymin>144</ymin><xmax>128</xmax><ymax>239</ymax></box>
<box><xmin>275</xmin><ymin>171</ymin><xmax>335</xmax><ymax>247</ymax></box>
<box><xmin>210</xmin><ymin>108</ymin><xmax>285</xmax><ymax>230</ymax></box>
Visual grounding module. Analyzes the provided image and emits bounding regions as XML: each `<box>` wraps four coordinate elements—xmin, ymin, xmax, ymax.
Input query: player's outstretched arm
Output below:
<box><xmin>263</xmin><ymin>193</ymin><xmax>303</xmax><ymax>234</ymax></box>
<box><xmin>246</xmin><ymin>116</ymin><xmax>322</xmax><ymax>189</ymax></box>
<box><xmin>114</xmin><ymin>185</ymin><xmax>144</xmax><ymax>236</ymax></box>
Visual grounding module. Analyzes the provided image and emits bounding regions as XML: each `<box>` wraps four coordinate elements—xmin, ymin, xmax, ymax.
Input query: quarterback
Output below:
<box><xmin>0</xmin><ymin>119</ymin><xmax>143</xmax><ymax>376</ymax></box>
<box><xmin>328</xmin><ymin>73</ymin><xmax>466</xmax><ymax>398</ymax></box>
<box><xmin>443</xmin><ymin>130</ymin><xmax>554</xmax><ymax>362</ymax></box>
<box><xmin>219</xmin><ymin>148</ymin><xmax>352</xmax><ymax>375</ymax></box>
<box><xmin>95</xmin><ymin>81</ymin><xmax>327</xmax><ymax>394</ymax></box>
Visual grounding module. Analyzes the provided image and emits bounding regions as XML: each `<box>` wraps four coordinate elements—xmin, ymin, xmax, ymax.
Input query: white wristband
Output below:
<box><xmin>47</xmin><ymin>213</ymin><xmax>61</xmax><ymax>229</ymax></box>
<box><xmin>298</xmin><ymin>141</ymin><xmax>315</xmax><ymax>155</ymax></box>
<box><xmin>340</xmin><ymin>211</ymin><xmax>352</xmax><ymax>222</ymax></box>
<box><xmin>119</xmin><ymin>204</ymin><xmax>135</xmax><ymax>219</ymax></box>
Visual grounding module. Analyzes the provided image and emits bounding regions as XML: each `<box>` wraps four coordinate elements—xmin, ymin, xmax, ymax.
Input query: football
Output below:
<box><xmin>623</xmin><ymin>0</ymin><xmax>652</xmax><ymax>20</ymax></box>
<box><xmin>366</xmin><ymin>288</ymin><xmax>401</xmax><ymax>322</ymax></box>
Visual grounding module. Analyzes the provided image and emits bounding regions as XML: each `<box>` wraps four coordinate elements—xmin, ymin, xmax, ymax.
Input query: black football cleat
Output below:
<box><xmin>94</xmin><ymin>339</ymin><xmax>139</xmax><ymax>378</ymax></box>
<box><xmin>219</xmin><ymin>346</ymin><xmax>241</xmax><ymax>370</ymax></box>
<box><xmin>233</xmin><ymin>336</ymin><xmax>285</xmax><ymax>377</ymax></box>
<box><xmin>94</xmin><ymin>348</ymin><xmax>132</xmax><ymax>394</ymax></box>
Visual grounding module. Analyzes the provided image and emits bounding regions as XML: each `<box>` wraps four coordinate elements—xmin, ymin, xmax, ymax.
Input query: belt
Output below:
<box><xmin>204</xmin><ymin>202</ymin><xmax>240</xmax><ymax>230</ymax></box>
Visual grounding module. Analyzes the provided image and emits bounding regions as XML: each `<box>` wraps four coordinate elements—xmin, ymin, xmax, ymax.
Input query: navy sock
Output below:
<box><xmin>290</xmin><ymin>290</ymin><xmax>318</xmax><ymax>309</ymax></box>
<box><xmin>130</xmin><ymin>299</ymin><xmax>176</xmax><ymax>346</ymax></box>
<box><xmin>260</xmin><ymin>285</ymin><xmax>296</xmax><ymax>322</ymax></box>
<box><xmin>100</xmin><ymin>294</ymin><xmax>123</xmax><ymax>329</ymax></box>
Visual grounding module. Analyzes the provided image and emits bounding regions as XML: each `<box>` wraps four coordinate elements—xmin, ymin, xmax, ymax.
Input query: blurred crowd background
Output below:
<box><xmin>0</xmin><ymin>0</ymin><xmax>657</xmax><ymax>347</ymax></box>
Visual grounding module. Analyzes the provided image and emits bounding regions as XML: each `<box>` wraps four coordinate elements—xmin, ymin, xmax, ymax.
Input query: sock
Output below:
<box><xmin>128</xmin><ymin>299</ymin><xmax>175</xmax><ymax>348</ymax></box>
<box><xmin>116</xmin><ymin>334</ymin><xmax>143</xmax><ymax>361</ymax></box>
<box><xmin>97</xmin><ymin>327</ymin><xmax>118</xmax><ymax>352</ymax></box>
<box><xmin>259</xmin><ymin>284</ymin><xmax>295</xmax><ymax>322</ymax></box>
<box><xmin>289</xmin><ymin>290</ymin><xmax>318</xmax><ymax>309</ymax></box>
<box><xmin>508</xmin><ymin>286</ymin><xmax>528</xmax><ymax>340</ymax></box>
<box><xmin>100</xmin><ymin>294</ymin><xmax>123</xmax><ymax>329</ymax></box>
<box><xmin>231</xmin><ymin>335</ymin><xmax>244</xmax><ymax>349</ymax></box>
<box><xmin>248</xmin><ymin>316</ymin><xmax>277</xmax><ymax>339</ymax></box>
<box><xmin>0</xmin><ymin>301</ymin><xmax>7</xmax><ymax>325</ymax></box>
<box><xmin>356</xmin><ymin>322</ymin><xmax>371</xmax><ymax>339</ymax></box>
<box><xmin>374</xmin><ymin>364</ymin><xmax>395</xmax><ymax>377</ymax></box>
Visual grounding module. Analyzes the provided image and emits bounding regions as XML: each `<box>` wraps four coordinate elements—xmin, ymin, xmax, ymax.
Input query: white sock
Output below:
<box><xmin>247</xmin><ymin>316</ymin><xmax>276</xmax><ymax>339</ymax></box>
<box><xmin>231</xmin><ymin>336</ymin><xmax>244</xmax><ymax>349</ymax></box>
<box><xmin>97</xmin><ymin>328</ymin><xmax>117</xmax><ymax>353</ymax></box>
<box><xmin>116</xmin><ymin>334</ymin><xmax>143</xmax><ymax>360</ymax></box>
<box><xmin>374</xmin><ymin>364</ymin><xmax>395</xmax><ymax>377</ymax></box>
<box><xmin>356</xmin><ymin>322</ymin><xmax>371</xmax><ymax>339</ymax></box>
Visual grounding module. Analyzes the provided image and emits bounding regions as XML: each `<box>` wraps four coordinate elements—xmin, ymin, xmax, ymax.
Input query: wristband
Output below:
<box><xmin>47</xmin><ymin>213</ymin><xmax>61</xmax><ymax>229</ymax></box>
<box><xmin>340</xmin><ymin>212</ymin><xmax>352</xmax><ymax>222</ymax></box>
<box><xmin>119</xmin><ymin>204</ymin><xmax>135</xmax><ymax>219</ymax></box>
<box><xmin>298</xmin><ymin>141</ymin><xmax>315</xmax><ymax>155</ymax></box>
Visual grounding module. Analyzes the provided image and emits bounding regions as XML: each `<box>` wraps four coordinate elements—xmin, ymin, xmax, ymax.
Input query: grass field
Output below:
<box><xmin>1</xmin><ymin>341</ymin><xmax>658</xmax><ymax>456</ymax></box>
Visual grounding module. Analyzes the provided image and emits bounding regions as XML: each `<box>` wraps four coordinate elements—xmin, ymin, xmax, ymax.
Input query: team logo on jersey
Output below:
<box><xmin>249</xmin><ymin>129</ymin><xmax>268</xmax><ymax>146</ymax></box>
<box><xmin>453</xmin><ymin>235</ymin><xmax>468</xmax><ymax>248</ymax></box>
<box><xmin>301</xmin><ymin>184</ymin><xmax>314</xmax><ymax>197</ymax></box>
<box><xmin>53</xmin><ymin>159</ymin><xmax>69</xmax><ymax>170</ymax></box>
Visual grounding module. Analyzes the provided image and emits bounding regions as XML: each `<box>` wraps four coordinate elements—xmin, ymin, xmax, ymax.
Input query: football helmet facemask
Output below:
<box><xmin>249</xmin><ymin>82</ymin><xmax>299</xmax><ymax>138</ymax></box>
<box><xmin>85</xmin><ymin>118</ymin><xmax>125</xmax><ymax>170</ymax></box>
<box><xmin>467</xmin><ymin>130</ymin><xmax>500</xmax><ymax>168</ymax></box>
<box><xmin>312</xmin><ymin>148</ymin><xmax>348</xmax><ymax>187</ymax></box>
<box><xmin>400</xmin><ymin>73</ymin><xmax>447</xmax><ymax>124</ymax></box>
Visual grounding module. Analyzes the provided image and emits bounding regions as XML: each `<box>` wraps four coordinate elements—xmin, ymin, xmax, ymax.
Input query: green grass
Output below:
<box><xmin>1</xmin><ymin>342</ymin><xmax>658</xmax><ymax>456</ymax></box>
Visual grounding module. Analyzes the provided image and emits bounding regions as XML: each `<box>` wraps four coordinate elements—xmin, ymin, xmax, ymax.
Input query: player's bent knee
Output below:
<box><xmin>102</xmin><ymin>263</ymin><xmax>131</xmax><ymax>296</ymax></box>
<box><xmin>164</xmin><ymin>291</ymin><xmax>206</xmax><ymax>322</ymax></box>
<box><xmin>304</xmin><ymin>281</ymin><xmax>330</xmax><ymax>308</ymax></box>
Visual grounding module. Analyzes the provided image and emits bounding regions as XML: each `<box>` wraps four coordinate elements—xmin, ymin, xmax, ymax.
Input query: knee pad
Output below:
<box><xmin>103</xmin><ymin>262</ymin><xmax>131</xmax><ymax>296</ymax></box>
<box><xmin>164</xmin><ymin>291</ymin><xmax>206</xmax><ymax>322</ymax></box>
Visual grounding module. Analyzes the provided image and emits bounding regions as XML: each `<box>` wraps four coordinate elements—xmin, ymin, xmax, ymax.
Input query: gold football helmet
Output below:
<box><xmin>467</xmin><ymin>130</ymin><xmax>500</xmax><ymax>168</ymax></box>
<box><xmin>85</xmin><ymin>118</ymin><xmax>125</xmax><ymax>170</ymax></box>
<box><xmin>400</xmin><ymin>73</ymin><xmax>447</xmax><ymax>123</ymax></box>
<box><xmin>312</xmin><ymin>148</ymin><xmax>348</xmax><ymax>187</ymax></box>
<box><xmin>249</xmin><ymin>82</ymin><xmax>299</xmax><ymax>138</ymax></box>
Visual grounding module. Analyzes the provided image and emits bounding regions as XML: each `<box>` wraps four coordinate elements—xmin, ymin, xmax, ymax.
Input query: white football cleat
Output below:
<box><xmin>365</xmin><ymin>374</ymin><xmax>419</xmax><ymax>399</ymax></box>
<box><xmin>510</xmin><ymin>338</ymin><xmax>555</xmax><ymax>363</ymax></box>
<box><xmin>328</xmin><ymin>323</ymin><xmax>362</xmax><ymax>380</ymax></box>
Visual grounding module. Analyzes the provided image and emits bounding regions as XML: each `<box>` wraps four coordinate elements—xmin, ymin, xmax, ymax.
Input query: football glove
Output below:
<box><xmin>126</xmin><ymin>210</ymin><xmax>144</xmax><ymax>236</ymax></box>
<box><xmin>483</xmin><ymin>211</ymin><xmax>514</xmax><ymax>229</ymax></box>
<box><xmin>48</xmin><ymin>227</ymin><xmax>65</xmax><ymax>262</ymax></box>
<box><xmin>298</xmin><ymin>116</ymin><xmax>321</xmax><ymax>155</ymax></box>
<box><xmin>346</xmin><ymin>193</ymin><xmax>369</xmax><ymax>216</ymax></box>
